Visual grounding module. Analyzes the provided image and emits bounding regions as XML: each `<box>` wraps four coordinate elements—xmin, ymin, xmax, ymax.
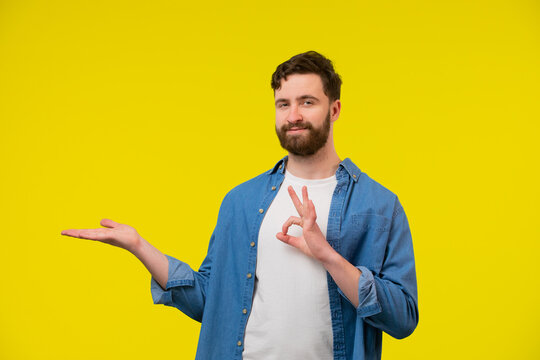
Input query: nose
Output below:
<box><xmin>286</xmin><ymin>104</ymin><xmax>303</xmax><ymax>123</ymax></box>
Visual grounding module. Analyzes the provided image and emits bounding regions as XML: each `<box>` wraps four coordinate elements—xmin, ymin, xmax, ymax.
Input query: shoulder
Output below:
<box><xmin>357</xmin><ymin>171</ymin><xmax>397</xmax><ymax>200</ymax></box>
<box><xmin>343</xmin><ymin>158</ymin><xmax>396</xmax><ymax>199</ymax></box>
<box><xmin>345</xmin><ymin>159</ymin><xmax>403</xmax><ymax>217</ymax></box>
<box><xmin>223</xmin><ymin>157</ymin><xmax>286</xmax><ymax>203</ymax></box>
<box><xmin>220</xmin><ymin>167</ymin><xmax>274</xmax><ymax>207</ymax></box>
<box><xmin>359</xmin><ymin>172</ymin><xmax>404</xmax><ymax>214</ymax></box>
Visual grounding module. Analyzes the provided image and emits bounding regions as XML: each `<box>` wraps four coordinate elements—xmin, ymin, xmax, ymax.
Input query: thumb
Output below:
<box><xmin>100</xmin><ymin>218</ymin><xmax>119</xmax><ymax>228</ymax></box>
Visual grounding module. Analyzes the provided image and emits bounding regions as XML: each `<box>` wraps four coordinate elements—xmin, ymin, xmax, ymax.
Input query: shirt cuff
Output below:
<box><xmin>150</xmin><ymin>254</ymin><xmax>195</xmax><ymax>305</ymax></box>
<box><xmin>337</xmin><ymin>265</ymin><xmax>382</xmax><ymax>317</ymax></box>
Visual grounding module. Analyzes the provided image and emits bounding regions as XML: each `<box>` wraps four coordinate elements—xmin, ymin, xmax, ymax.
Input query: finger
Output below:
<box><xmin>276</xmin><ymin>232</ymin><xmax>300</xmax><ymax>246</ymax></box>
<box><xmin>100</xmin><ymin>218</ymin><xmax>119</xmax><ymax>228</ymax></box>
<box><xmin>61</xmin><ymin>229</ymin><xmax>84</xmax><ymax>237</ymax></box>
<box><xmin>81</xmin><ymin>229</ymin><xmax>109</xmax><ymax>240</ymax></box>
<box><xmin>276</xmin><ymin>232</ymin><xmax>312</xmax><ymax>257</ymax></box>
<box><xmin>61</xmin><ymin>228</ymin><xmax>92</xmax><ymax>238</ymax></box>
<box><xmin>61</xmin><ymin>228</ymin><xmax>108</xmax><ymax>240</ymax></box>
<box><xmin>301</xmin><ymin>186</ymin><xmax>312</xmax><ymax>217</ymax></box>
<box><xmin>308</xmin><ymin>199</ymin><xmax>317</xmax><ymax>220</ymax></box>
<box><xmin>287</xmin><ymin>186</ymin><xmax>303</xmax><ymax>215</ymax></box>
<box><xmin>282</xmin><ymin>216</ymin><xmax>302</xmax><ymax>235</ymax></box>
<box><xmin>276</xmin><ymin>232</ymin><xmax>295</xmax><ymax>244</ymax></box>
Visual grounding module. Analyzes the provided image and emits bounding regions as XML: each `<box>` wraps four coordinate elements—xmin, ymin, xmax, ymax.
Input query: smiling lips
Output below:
<box><xmin>287</xmin><ymin>127</ymin><xmax>308</xmax><ymax>133</ymax></box>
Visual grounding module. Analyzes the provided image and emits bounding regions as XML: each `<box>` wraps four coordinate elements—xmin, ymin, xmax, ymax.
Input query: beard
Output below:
<box><xmin>275</xmin><ymin>111</ymin><xmax>331</xmax><ymax>156</ymax></box>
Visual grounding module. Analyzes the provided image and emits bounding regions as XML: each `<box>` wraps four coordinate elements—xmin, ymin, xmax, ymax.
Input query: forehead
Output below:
<box><xmin>274</xmin><ymin>73</ymin><xmax>326</xmax><ymax>99</ymax></box>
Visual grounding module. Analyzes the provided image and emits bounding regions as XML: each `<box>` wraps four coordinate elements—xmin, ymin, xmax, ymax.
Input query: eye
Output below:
<box><xmin>278</xmin><ymin>103</ymin><xmax>288</xmax><ymax>108</ymax></box>
<box><xmin>304</xmin><ymin>100</ymin><xmax>313</xmax><ymax>105</ymax></box>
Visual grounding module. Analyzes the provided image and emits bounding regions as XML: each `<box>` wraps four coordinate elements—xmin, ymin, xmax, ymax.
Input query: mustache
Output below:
<box><xmin>280</xmin><ymin>122</ymin><xmax>313</xmax><ymax>131</ymax></box>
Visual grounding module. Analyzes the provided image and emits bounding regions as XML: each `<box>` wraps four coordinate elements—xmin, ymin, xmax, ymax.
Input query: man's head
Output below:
<box><xmin>272</xmin><ymin>51</ymin><xmax>342</xmax><ymax>156</ymax></box>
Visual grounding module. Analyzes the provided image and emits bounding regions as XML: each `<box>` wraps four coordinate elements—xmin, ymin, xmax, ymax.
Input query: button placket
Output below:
<box><xmin>236</xmin><ymin>167</ymin><xmax>285</xmax><ymax>353</ymax></box>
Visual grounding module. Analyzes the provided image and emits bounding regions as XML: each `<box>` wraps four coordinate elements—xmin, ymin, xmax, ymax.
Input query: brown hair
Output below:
<box><xmin>271</xmin><ymin>51</ymin><xmax>342</xmax><ymax>102</ymax></box>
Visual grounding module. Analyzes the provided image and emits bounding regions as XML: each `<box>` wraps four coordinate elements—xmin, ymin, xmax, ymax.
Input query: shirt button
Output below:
<box><xmin>250</xmin><ymin>241</ymin><xmax>255</xmax><ymax>247</ymax></box>
<box><xmin>271</xmin><ymin>186</ymin><xmax>276</xmax><ymax>191</ymax></box>
<box><xmin>242</xmin><ymin>308</ymin><xmax>247</xmax><ymax>314</ymax></box>
<box><xmin>237</xmin><ymin>341</ymin><xmax>242</xmax><ymax>346</ymax></box>
<box><xmin>259</xmin><ymin>209</ymin><xmax>264</xmax><ymax>214</ymax></box>
<box><xmin>279</xmin><ymin>164</ymin><xmax>282</xmax><ymax>169</ymax></box>
<box><xmin>353</xmin><ymin>174</ymin><xmax>357</xmax><ymax>178</ymax></box>
<box><xmin>247</xmin><ymin>273</ymin><xmax>252</xmax><ymax>279</ymax></box>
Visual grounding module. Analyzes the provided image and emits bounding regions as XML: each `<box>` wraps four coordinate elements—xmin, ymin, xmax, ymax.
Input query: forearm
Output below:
<box><xmin>321</xmin><ymin>250</ymin><xmax>361</xmax><ymax>308</ymax></box>
<box><xmin>131</xmin><ymin>237</ymin><xmax>169</xmax><ymax>289</ymax></box>
<box><xmin>150</xmin><ymin>242</ymin><xmax>216</xmax><ymax>322</ymax></box>
<box><xmin>323</xmin><ymin>249</ymin><xmax>418</xmax><ymax>338</ymax></box>
<box><xmin>362</xmin><ymin>276</ymin><xmax>418</xmax><ymax>339</ymax></box>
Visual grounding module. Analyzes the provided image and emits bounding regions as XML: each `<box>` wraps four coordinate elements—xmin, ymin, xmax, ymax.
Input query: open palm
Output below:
<box><xmin>61</xmin><ymin>218</ymin><xmax>141</xmax><ymax>252</ymax></box>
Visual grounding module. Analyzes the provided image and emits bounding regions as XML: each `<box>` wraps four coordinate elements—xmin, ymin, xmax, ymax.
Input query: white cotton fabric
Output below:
<box><xmin>242</xmin><ymin>170</ymin><xmax>337</xmax><ymax>360</ymax></box>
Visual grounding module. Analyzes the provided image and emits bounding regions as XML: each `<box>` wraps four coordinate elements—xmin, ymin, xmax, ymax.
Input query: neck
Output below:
<box><xmin>286</xmin><ymin>141</ymin><xmax>341</xmax><ymax>179</ymax></box>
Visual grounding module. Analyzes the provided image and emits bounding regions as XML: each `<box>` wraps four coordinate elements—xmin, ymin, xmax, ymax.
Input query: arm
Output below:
<box><xmin>277</xmin><ymin>187</ymin><xmax>418</xmax><ymax>338</ymax></box>
<box><xmin>329</xmin><ymin>201</ymin><xmax>418</xmax><ymax>339</ymax></box>
<box><xmin>131</xmin><ymin>236</ymin><xmax>169</xmax><ymax>289</ymax></box>
<box><xmin>62</xmin><ymin>218</ymin><xmax>216</xmax><ymax>322</ymax></box>
<box><xmin>149</xmin><ymin>230</ymin><xmax>216</xmax><ymax>321</ymax></box>
<box><xmin>359</xmin><ymin>202</ymin><xmax>418</xmax><ymax>338</ymax></box>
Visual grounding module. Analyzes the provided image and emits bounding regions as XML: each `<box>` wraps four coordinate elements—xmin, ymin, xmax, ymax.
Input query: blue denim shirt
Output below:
<box><xmin>151</xmin><ymin>157</ymin><xmax>418</xmax><ymax>360</ymax></box>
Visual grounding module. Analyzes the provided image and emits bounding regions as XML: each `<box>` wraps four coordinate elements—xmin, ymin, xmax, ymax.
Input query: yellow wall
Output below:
<box><xmin>1</xmin><ymin>1</ymin><xmax>538</xmax><ymax>359</ymax></box>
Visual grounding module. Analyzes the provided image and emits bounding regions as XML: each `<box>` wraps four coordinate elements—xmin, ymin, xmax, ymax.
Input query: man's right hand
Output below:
<box><xmin>61</xmin><ymin>218</ymin><xmax>142</xmax><ymax>253</ymax></box>
<box><xmin>61</xmin><ymin>218</ymin><xmax>170</xmax><ymax>289</ymax></box>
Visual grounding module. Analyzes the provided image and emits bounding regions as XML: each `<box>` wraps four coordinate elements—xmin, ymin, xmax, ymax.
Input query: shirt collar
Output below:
<box><xmin>268</xmin><ymin>156</ymin><xmax>288</xmax><ymax>175</ymax></box>
<box><xmin>338</xmin><ymin>157</ymin><xmax>361</xmax><ymax>183</ymax></box>
<box><xmin>268</xmin><ymin>156</ymin><xmax>361</xmax><ymax>183</ymax></box>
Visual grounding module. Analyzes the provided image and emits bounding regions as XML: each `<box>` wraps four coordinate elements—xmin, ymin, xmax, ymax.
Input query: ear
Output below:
<box><xmin>330</xmin><ymin>99</ymin><xmax>341</xmax><ymax>122</ymax></box>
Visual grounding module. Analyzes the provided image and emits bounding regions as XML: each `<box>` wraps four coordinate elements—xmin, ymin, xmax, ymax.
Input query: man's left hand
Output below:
<box><xmin>276</xmin><ymin>185</ymin><xmax>335</xmax><ymax>263</ymax></box>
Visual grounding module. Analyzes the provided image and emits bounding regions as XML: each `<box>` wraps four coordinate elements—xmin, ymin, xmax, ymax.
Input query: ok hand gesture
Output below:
<box><xmin>276</xmin><ymin>185</ymin><xmax>334</xmax><ymax>262</ymax></box>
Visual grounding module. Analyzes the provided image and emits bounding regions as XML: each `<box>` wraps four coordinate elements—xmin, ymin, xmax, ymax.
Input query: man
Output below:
<box><xmin>61</xmin><ymin>51</ymin><xmax>419</xmax><ymax>360</ymax></box>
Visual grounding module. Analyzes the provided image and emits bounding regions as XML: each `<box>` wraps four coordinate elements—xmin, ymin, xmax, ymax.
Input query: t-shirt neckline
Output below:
<box><xmin>284</xmin><ymin>170</ymin><xmax>337</xmax><ymax>186</ymax></box>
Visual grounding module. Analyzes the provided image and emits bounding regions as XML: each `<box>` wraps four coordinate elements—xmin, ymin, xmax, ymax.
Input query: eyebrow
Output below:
<box><xmin>275</xmin><ymin>95</ymin><xmax>320</xmax><ymax>106</ymax></box>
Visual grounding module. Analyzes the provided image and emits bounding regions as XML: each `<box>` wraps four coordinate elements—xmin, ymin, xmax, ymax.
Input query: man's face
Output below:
<box><xmin>274</xmin><ymin>73</ymin><xmax>334</xmax><ymax>156</ymax></box>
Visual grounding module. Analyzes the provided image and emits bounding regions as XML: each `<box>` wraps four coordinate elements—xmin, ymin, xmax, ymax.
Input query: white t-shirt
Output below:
<box><xmin>242</xmin><ymin>170</ymin><xmax>337</xmax><ymax>360</ymax></box>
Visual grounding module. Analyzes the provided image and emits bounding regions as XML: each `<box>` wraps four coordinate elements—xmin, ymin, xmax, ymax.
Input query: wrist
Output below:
<box><xmin>318</xmin><ymin>246</ymin><xmax>342</xmax><ymax>269</ymax></box>
<box><xmin>128</xmin><ymin>235</ymin><xmax>145</xmax><ymax>255</ymax></box>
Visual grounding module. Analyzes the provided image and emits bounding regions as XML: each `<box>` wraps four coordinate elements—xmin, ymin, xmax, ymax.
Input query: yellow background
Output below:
<box><xmin>1</xmin><ymin>0</ymin><xmax>539</xmax><ymax>359</ymax></box>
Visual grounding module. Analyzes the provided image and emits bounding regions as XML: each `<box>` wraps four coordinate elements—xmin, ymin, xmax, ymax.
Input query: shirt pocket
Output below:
<box><xmin>350</xmin><ymin>214</ymin><xmax>391</xmax><ymax>274</ymax></box>
<box><xmin>352</xmin><ymin>213</ymin><xmax>391</xmax><ymax>232</ymax></box>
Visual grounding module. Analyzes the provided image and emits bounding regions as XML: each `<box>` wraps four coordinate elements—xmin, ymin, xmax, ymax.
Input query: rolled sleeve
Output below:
<box><xmin>150</xmin><ymin>254</ymin><xmax>195</xmax><ymax>305</ymax></box>
<box><xmin>337</xmin><ymin>265</ymin><xmax>382</xmax><ymax>317</ymax></box>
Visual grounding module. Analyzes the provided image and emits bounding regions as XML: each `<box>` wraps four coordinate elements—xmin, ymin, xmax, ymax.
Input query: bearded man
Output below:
<box><xmin>61</xmin><ymin>51</ymin><xmax>419</xmax><ymax>360</ymax></box>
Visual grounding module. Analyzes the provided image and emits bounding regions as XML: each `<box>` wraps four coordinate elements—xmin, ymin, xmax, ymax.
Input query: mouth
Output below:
<box><xmin>287</xmin><ymin>127</ymin><xmax>308</xmax><ymax>133</ymax></box>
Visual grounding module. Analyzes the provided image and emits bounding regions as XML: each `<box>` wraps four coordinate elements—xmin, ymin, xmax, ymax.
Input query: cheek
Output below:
<box><xmin>275</xmin><ymin>113</ymin><xmax>287</xmax><ymax>127</ymax></box>
<box><xmin>311</xmin><ymin>108</ymin><xmax>328</xmax><ymax>117</ymax></box>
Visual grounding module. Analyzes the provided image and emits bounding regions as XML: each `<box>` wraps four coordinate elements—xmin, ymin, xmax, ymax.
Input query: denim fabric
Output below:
<box><xmin>151</xmin><ymin>156</ymin><xmax>418</xmax><ymax>360</ymax></box>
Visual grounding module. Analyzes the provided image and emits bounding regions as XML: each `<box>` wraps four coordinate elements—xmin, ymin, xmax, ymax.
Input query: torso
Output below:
<box><xmin>242</xmin><ymin>170</ymin><xmax>337</xmax><ymax>360</ymax></box>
